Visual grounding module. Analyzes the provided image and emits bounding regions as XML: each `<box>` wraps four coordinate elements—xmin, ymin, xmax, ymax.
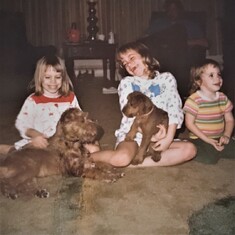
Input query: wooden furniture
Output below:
<box><xmin>63</xmin><ymin>42</ymin><xmax>117</xmax><ymax>84</ymax></box>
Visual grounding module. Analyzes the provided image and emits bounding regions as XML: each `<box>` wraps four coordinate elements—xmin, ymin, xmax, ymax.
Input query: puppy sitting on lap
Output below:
<box><xmin>122</xmin><ymin>91</ymin><xmax>169</xmax><ymax>165</ymax></box>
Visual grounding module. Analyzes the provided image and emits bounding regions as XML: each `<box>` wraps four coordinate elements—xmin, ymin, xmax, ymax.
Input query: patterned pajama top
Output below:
<box><xmin>14</xmin><ymin>92</ymin><xmax>81</xmax><ymax>149</ymax></box>
<box><xmin>115</xmin><ymin>71</ymin><xmax>184</xmax><ymax>146</ymax></box>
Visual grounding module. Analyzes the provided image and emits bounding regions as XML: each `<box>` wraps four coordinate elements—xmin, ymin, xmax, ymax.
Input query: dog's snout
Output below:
<box><xmin>122</xmin><ymin>105</ymin><xmax>134</xmax><ymax>118</ymax></box>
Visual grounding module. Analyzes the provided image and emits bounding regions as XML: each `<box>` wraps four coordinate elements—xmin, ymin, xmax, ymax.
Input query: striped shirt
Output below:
<box><xmin>183</xmin><ymin>91</ymin><xmax>233</xmax><ymax>139</ymax></box>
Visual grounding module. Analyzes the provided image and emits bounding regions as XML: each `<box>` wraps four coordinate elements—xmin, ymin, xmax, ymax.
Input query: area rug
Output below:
<box><xmin>188</xmin><ymin>196</ymin><xmax>235</xmax><ymax>235</ymax></box>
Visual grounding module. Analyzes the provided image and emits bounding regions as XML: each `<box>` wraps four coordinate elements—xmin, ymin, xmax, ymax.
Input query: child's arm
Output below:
<box><xmin>25</xmin><ymin>128</ymin><xmax>49</xmax><ymax>148</ymax></box>
<box><xmin>219</xmin><ymin>111</ymin><xmax>234</xmax><ymax>146</ymax></box>
<box><xmin>185</xmin><ymin>112</ymin><xmax>224</xmax><ymax>151</ymax></box>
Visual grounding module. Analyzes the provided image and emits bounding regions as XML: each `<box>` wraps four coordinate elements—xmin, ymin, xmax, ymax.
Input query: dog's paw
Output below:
<box><xmin>83</xmin><ymin>165</ymin><xmax>125</xmax><ymax>183</ymax></box>
<box><xmin>131</xmin><ymin>160</ymin><xmax>140</xmax><ymax>165</ymax></box>
<box><xmin>84</xmin><ymin>159</ymin><xmax>96</xmax><ymax>169</ymax></box>
<box><xmin>3</xmin><ymin>190</ymin><xmax>19</xmax><ymax>200</ymax></box>
<box><xmin>103</xmin><ymin>169</ymin><xmax>125</xmax><ymax>183</ymax></box>
<box><xmin>131</xmin><ymin>152</ymin><xmax>145</xmax><ymax>165</ymax></box>
<box><xmin>131</xmin><ymin>157</ymin><xmax>144</xmax><ymax>165</ymax></box>
<box><xmin>35</xmin><ymin>189</ymin><xmax>50</xmax><ymax>198</ymax></box>
<box><xmin>151</xmin><ymin>151</ymin><xmax>162</xmax><ymax>162</ymax></box>
<box><xmin>1</xmin><ymin>183</ymin><xmax>19</xmax><ymax>199</ymax></box>
<box><xmin>6</xmin><ymin>192</ymin><xmax>19</xmax><ymax>200</ymax></box>
<box><xmin>151</xmin><ymin>156</ymin><xmax>161</xmax><ymax>162</ymax></box>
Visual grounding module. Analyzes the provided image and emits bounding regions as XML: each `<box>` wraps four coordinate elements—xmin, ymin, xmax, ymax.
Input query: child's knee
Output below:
<box><xmin>110</xmin><ymin>151</ymin><xmax>133</xmax><ymax>167</ymax></box>
<box><xmin>184</xmin><ymin>142</ymin><xmax>197</xmax><ymax>160</ymax></box>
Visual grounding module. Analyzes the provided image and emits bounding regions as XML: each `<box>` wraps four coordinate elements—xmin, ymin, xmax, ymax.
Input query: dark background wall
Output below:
<box><xmin>0</xmin><ymin>0</ymin><xmax>225</xmax><ymax>56</ymax></box>
<box><xmin>222</xmin><ymin>0</ymin><xmax>235</xmax><ymax>115</ymax></box>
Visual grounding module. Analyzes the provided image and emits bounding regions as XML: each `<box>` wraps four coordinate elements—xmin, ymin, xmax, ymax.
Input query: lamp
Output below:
<box><xmin>87</xmin><ymin>0</ymin><xmax>99</xmax><ymax>41</ymax></box>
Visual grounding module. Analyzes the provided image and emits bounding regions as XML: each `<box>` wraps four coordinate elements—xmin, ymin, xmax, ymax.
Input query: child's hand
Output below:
<box><xmin>84</xmin><ymin>142</ymin><xmax>101</xmax><ymax>153</ymax></box>
<box><xmin>208</xmin><ymin>138</ymin><xmax>224</xmax><ymax>151</ymax></box>
<box><xmin>31</xmin><ymin>135</ymin><xmax>49</xmax><ymax>148</ymax></box>
<box><xmin>151</xmin><ymin>124</ymin><xmax>167</xmax><ymax>142</ymax></box>
<box><xmin>151</xmin><ymin>136</ymin><xmax>172</xmax><ymax>152</ymax></box>
<box><xmin>151</xmin><ymin>124</ymin><xmax>169</xmax><ymax>152</ymax></box>
<box><xmin>218</xmin><ymin>135</ymin><xmax>230</xmax><ymax>146</ymax></box>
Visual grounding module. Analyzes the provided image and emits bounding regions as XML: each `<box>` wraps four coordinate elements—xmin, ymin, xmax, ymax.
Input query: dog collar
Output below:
<box><xmin>141</xmin><ymin>107</ymin><xmax>154</xmax><ymax>117</ymax></box>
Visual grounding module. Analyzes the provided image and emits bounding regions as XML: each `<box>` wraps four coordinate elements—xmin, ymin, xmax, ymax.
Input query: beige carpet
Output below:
<box><xmin>0</xmin><ymin>76</ymin><xmax>234</xmax><ymax>235</ymax></box>
<box><xmin>76</xmin><ymin>77</ymin><xmax>235</xmax><ymax>235</ymax></box>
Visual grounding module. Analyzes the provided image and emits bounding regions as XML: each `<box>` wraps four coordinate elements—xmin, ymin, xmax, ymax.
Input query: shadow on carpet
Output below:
<box><xmin>188</xmin><ymin>196</ymin><xmax>235</xmax><ymax>235</ymax></box>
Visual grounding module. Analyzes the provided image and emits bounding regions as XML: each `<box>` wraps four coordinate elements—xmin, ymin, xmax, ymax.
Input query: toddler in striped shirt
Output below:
<box><xmin>183</xmin><ymin>59</ymin><xmax>234</xmax><ymax>164</ymax></box>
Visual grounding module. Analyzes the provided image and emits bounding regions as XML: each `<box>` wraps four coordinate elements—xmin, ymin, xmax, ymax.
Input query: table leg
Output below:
<box><xmin>109</xmin><ymin>57</ymin><xmax>116</xmax><ymax>82</ymax></box>
<box><xmin>65</xmin><ymin>58</ymin><xmax>76</xmax><ymax>85</ymax></box>
<box><xmin>102</xmin><ymin>59</ymin><xmax>107</xmax><ymax>79</ymax></box>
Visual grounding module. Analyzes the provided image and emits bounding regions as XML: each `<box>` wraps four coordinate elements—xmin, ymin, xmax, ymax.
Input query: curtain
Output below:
<box><xmin>0</xmin><ymin>0</ymin><xmax>222</xmax><ymax>55</ymax></box>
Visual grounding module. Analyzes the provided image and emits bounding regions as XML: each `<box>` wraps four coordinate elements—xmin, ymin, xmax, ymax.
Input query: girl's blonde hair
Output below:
<box><xmin>29</xmin><ymin>55</ymin><xmax>73</xmax><ymax>96</ymax></box>
<box><xmin>189</xmin><ymin>59</ymin><xmax>221</xmax><ymax>94</ymax></box>
<box><xmin>117</xmin><ymin>41</ymin><xmax>160</xmax><ymax>79</ymax></box>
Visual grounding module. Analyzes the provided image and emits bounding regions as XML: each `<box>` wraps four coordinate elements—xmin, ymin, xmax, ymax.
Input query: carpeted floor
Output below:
<box><xmin>0</xmin><ymin>73</ymin><xmax>234</xmax><ymax>235</ymax></box>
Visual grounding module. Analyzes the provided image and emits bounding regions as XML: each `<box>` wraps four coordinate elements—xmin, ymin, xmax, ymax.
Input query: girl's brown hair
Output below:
<box><xmin>189</xmin><ymin>59</ymin><xmax>221</xmax><ymax>94</ymax></box>
<box><xmin>117</xmin><ymin>41</ymin><xmax>160</xmax><ymax>79</ymax></box>
<box><xmin>29</xmin><ymin>55</ymin><xmax>73</xmax><ymax>96</ymax></box>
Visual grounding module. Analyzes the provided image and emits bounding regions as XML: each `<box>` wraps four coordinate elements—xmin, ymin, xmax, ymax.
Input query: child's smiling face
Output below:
<box><xmin>199</xmin><ymin>64</ymin><xmax>223</xmax><ymax>93</ymax></box>
<box><xmin>42</xmin><ymin>65</ymin><xmax>62</xmax><ymax>97</ymax></box>
<box><xmin>119</xmin><ymin>49</ymin><xmax>149</xmax><ymax>78</ymax></box>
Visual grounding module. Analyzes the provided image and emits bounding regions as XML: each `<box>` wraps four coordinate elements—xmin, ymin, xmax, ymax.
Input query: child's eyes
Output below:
<box><xmin>121</xmin><ymin>56</ymin><xmax>137</xmax><ymax>67</ymax></box>
<box><xmin>44</xmin><ymin>76</ymin><xmax>62</xmax><ymax>79</ymax></box>
<box><xmin>130</xmin><ymin>56</ymin><xmax>135</xmax><ymax>61</ymax></box>
<box><xmin>208</xmin><ymin>73</ymin><xmax>222</xmax><ymax>78</ymax></box>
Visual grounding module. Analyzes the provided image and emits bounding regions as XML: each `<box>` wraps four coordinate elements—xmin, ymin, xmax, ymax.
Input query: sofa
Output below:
<box><xmin>139</xmin><ymin>11</ymin><xmax>207</xmax><ymax>99</ymax></box>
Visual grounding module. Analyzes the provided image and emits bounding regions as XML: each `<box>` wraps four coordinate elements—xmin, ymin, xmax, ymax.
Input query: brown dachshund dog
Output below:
<box><xmin>122</xmin><ymin>91</ymin><xmax>169</xmax><ymax>165</ymax></box>
<box><xmin>0</xmin><ymin>108</ymin><xmax>124</xmax><ymax>199</ymax></box>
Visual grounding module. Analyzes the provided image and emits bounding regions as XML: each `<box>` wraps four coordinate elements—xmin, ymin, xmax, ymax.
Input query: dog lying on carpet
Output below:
<box><xmin>122</xmin><ymin>91</ymin><xmax>169</xmax><ymax>165</ymax></box>
<box><xmin>0</xmin><ymin>108</ymin><xmax>124</xmax><ymax>199</ymax></box>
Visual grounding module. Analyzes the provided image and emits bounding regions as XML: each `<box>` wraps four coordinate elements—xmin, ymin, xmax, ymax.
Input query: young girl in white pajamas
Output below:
<box><xmin>91</xmin><ymin>41</ymin><xmax>196</xmax><ymax>167</ymax></box>
<box><xmin>0</xmin><ymin>55</ymin><xmax>99</xmax><ymax>153</ymax></box>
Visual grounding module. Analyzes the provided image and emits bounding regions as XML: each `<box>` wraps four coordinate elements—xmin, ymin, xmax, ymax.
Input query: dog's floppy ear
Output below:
<box><xmin>60</xmin><ymin>108</ymin><xmax>85</xmax><ymax>123</ymax></box>
<box><xmin>135</xmin><ymin>93</ymin><xmax>153</xmax><ymax>114</ymax></box>
<box><xmin>142</xmin><ymin>96</ymin><xmax>153</xmax><ymax>113</ymax></box>
<box><xmin>56</xmin><ymin>108</ymin><xmax>77</xmax><ymax>136</ymax></box>
<box><xmin>60</xmin><ymin>108</ymin><xmax>75</xmax><ymax>123</ymax></box>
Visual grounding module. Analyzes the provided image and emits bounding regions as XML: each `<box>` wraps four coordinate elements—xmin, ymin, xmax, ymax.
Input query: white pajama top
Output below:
<box><xmin>14</xmin><ymin>92</ymin><xmax>81</xmax><ymax>149</ymax></box>
<box><xmin>115</xmin><ymin>71</ymin><xmax>184</xmax><ymax>146</ymax></box>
